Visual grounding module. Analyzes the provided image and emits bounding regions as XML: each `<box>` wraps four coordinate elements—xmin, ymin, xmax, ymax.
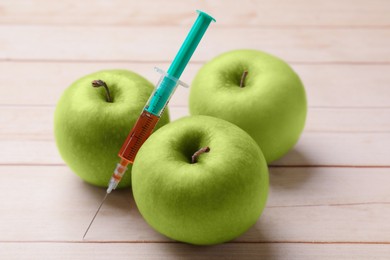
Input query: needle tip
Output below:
<box><xmin>82</xmin><ymin>193</ymin><xmax>109</xmax><ymax>240</ymax></box>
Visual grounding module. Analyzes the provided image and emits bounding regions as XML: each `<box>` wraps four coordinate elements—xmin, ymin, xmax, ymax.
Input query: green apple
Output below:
<box><xmin>132</xmin><ymin>115</ymin><xmax>269</xmax><ymax>245</ymax></box>
<box><xmin>54</xmin><ymin>70</ymin><xmax>169</xmax><ymax>188</ymax></box>
<box><xmin>189</xmin><ymin>49</ymin><xmax>307</xmax><ymax>163</ymax></box>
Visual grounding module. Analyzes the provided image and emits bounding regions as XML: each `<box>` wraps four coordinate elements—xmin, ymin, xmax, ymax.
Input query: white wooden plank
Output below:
<box><xmin>1</xmin><ymin>242</ymin><xmax>390</xmax><ymax>260</ymax></box>
<box><xmin>1</xmin><ymin>133</ymin><xmax>389</xmax><ymax>166</ymax></box>
<box><xmin>1</xmin><ymin>107</ymin><xmax>389</xmax><ymax>140</ymax></box>
<box><xmin>305</xmin><ymin>108</ymin><xmax>390</xmax><ymax>133</ymax></box>
<box><xmin>268</xmin><ymin>167</ymin><xmax>390</xmax><ymax>207</ymax></box>
<box><xmin>1</xmin><ymin>26</ymin><xmax>389</xmax><ymax>63</ymax></box>
<box><xmin>1</xmin><ymin>105</ymin><xmax>389</xmax><ymax>166</ymax></box>
<box><xmin>1</xmin><ymin>0</ymin><xmax>390</xmax><ymax>27</ymax></box>
<box><xmin>273</xmin><ymin>132</ymin><xmax>390</xmax><ymax>166</ymax></box>
<box><xmin>1</xmin><ymin>62</ymin><xmax>389</xmax><ymax>107</ymax></box>
<box><xmin>0</xmin><ymin>166</ymin><xmax>389</xmax><ymax>242</ymax></box>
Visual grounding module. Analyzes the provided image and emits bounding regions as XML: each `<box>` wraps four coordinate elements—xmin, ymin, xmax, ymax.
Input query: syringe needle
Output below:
<box><xmin>83</xmin><ymin>192</ymin><xmax>109</xmax><ymax>240</ymax></box>
<box><xmin>82</xmin><ymin>161</ymin><xmax>128</xmax><ymax>239</ymax></box>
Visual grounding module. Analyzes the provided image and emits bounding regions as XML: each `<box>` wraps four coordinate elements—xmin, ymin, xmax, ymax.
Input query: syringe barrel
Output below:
<box><xmin>117</xmin><ymin>68</ymin><xmax>184</xmax><ymax>164</ymax></box>
<box><xmin>167</xmin><ymin>10</ymin><xmax>216</xmax><ymax>79</ymax></box>
<box><xmin>118</xmin><ymin>110</ymin><xmax>160</xmax><ymax>163</ymax></box>
<box><xmin>145</xmin><ymin>69</ymin><xmax>180</xmax><ymax>116</ymax></box>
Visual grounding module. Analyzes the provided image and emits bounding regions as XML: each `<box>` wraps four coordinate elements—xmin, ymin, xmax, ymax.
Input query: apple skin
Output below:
<box><xmin>189</xmin><ymin>49</ymin><xmax>307</xmax><ymax>163</ymax></box>
<box><xmin>54</xmin><ymin>70</ymin><xmax>169</xmax><ymax>188</ymax></box>
<box><xmin>132</xmin><ymin>115</ymin><xmax>269</xmax><ymax>245</ymax></box>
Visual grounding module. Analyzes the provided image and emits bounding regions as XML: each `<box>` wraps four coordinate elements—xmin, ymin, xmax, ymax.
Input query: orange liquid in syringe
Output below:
<box><xmin>118</xmin><ymin>110</ymin><xmax>160</xmax><ymax>163</ymax></box>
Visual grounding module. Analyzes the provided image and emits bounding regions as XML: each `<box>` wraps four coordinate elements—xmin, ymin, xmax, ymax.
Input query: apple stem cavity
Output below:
<box><xmin>240</xmin><ymin>71</ymin><xmax>248</xmax><ymax>88</ymax></box>
<box><xmin>191</xmin><ymin>146</ymin><xmax>210</xmax><ymax>164</ymax></box>
<box><xmin>92</xmin><ymin>79</ymin><xmax>113</xmax><ymax>102</ymax></box>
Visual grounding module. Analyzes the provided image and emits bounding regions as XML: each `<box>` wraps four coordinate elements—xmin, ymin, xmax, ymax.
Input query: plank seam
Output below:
<box><xmin>1</xmin><ymin>24</ymin><xmax>390</xmax><ymax>29</ymax></box>
<box><xmin>1</xmin><ymin>163</ymin><xmax>390</xmax><ymax>168</ymax></box>
<box><xmin>267</xmin><ymin>202</ymin><xmax>390</xmax><ymax>208</ymax></box>
<box><xmin>2</xmin><ymin>104</ymin><xmax>390</xmax><ymax>110</ymax></box>
<box><xmin>0</xmin><ymin>240</ymin><xmax>389</xmax><ymax>244</ymax></box>
<box><xmin>2</xmin><ymin>59</ymin><xmax>390</xmax><ymax>65</ymax></box>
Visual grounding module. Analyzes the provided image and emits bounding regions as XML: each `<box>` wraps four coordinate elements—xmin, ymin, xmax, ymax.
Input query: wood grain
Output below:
<box><xmin>2</xmin><ymin>133</ymin><xmax>389</xmax><ymax>166</ymax></box>
<box><xmin>0</xmin><ymin>166</ymin><xmax>389</xmax><ymax>242</ymax></box>
<box><xmin>1</xmin><ymin>243</ymin><xmax>390</xmax><ymax>260</ymax></box>
<box><xmin>1</xmin><ymin>62</ymin><xmax>390</xmax><ymax>107</ymax></box>
<box><xmin>1</xmin><ymin>106</ymin><xmax>389</xmax><ymax>166</ymax></box>
<box><xmin>1</xmin><ymin>0</ymin><xmax>390</xmax><ymax>27</ymax></box>
<box><xmin>2</xmin><ymin>107</ymin><xmax>389</xmax><ymax>139</ymax></box>
<box><xmin>1</xmin><ymin>26</ymin><xmax>389</xmax><ymax>63</ymax></box>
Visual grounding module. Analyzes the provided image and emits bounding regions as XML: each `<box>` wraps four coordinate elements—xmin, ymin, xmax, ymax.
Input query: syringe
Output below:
<box><xmin>83</xmin><ymin>10</ymin><xmax>215</xmax><ymax>239</ymax></box>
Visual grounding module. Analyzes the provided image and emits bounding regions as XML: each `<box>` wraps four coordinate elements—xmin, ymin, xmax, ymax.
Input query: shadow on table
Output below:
<box><xmin>269</xmin><ymin>148</ymin><xmax>315</xmax><ymax>190</ymax></box>
<box><xmin>165</xmin><ymin>232</ymin><xmax>275</xmax><ymax>260</ymax></box>
<box><xmin>160</xmin><ymin>216</ymin><xmax>276</xmax><ymax>259</ymax></box>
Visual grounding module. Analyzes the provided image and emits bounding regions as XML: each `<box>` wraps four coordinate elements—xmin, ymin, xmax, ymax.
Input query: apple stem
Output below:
<box><xmin>191</xmin><ymin>146</ymin><xmax>210</xmax><ymax>164</ymax></box>
<box><xmin>240</xmin><ymin>71</ymin><xmax>248</xmax><ymax>88</ymax></box>
<box><xmin>92</xmin><ymin>80</ymin><xmax>113</xmax><ymax>102</ymax></box>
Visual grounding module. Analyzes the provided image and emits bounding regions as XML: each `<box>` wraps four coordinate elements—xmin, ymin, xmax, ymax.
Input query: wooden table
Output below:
<box><xmin>1</xmin><ymin>0</ymin><xmax>389</xmax><ymax>259</ymax></box>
